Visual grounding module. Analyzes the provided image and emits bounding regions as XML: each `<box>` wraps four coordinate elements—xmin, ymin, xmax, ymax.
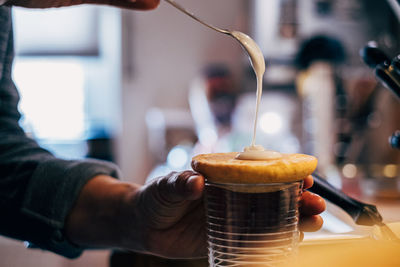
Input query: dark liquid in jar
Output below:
<box><xmin>205</xmin><ymin>181</ymin><xmax>302</xmax><ymax>266</ymax></box>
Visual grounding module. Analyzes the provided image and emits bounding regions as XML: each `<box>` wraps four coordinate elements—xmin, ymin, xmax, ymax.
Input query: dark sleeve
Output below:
<box><xmin>0</xmin><ymin>7</ymin><xmax>121</xmax><ymax>258</ymax></box>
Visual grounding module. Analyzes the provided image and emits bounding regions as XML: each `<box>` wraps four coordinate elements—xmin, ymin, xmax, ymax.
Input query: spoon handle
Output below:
<box><xmin>164</xmin><ymin>0</ymin><xmax>230</xmax><ymax>35</ymax></box>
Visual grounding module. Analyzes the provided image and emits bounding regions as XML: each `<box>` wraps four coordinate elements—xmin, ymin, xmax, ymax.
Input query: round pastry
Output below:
<box><xmin>191</xmin><ymin>152</ymin><xmax>317</xmax><ymax>184</ymax></box>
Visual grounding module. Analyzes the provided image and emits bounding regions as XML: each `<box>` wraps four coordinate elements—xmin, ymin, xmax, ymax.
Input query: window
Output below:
<box><xmin>14</xmin><ymin>58</ymin><xmax>85</xmax><ymax>141</ymax></box>
<box><xmin>12</xmin><ymin>6</ymin><xmax>121</xmax><ymax>159</ymax></box>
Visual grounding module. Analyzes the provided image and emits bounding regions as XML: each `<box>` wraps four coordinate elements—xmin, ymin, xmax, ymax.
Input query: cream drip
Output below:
<box><xmin>231</xmin><ymin>32</ymin><xmax>281</xmax><ymax>160</ymax></box>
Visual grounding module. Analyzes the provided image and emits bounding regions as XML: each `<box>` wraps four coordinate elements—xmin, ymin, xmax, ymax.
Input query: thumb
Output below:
<box><xmin>155</xmin><ymin>171</ymin><xmax>204</xmax><ymax>204</ymax></box>
<box><xmin>139</xmin><ymin>171</ymin><xmax>204</xmax><ymax>229</ymax></box>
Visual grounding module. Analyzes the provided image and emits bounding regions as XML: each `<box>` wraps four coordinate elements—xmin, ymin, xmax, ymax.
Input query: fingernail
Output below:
<box><xmin>185</xmin><ymin>175</ymin><xmax>204</xmax><ymax>200</ymax></box>
<box><xmin>186</xmin><ymin>175</ymin><xmax>199</xmax><ymax>193</ymax></box>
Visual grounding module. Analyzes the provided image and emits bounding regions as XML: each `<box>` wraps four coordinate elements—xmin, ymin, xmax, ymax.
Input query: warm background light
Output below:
<box><xmin>383</xmin><ymin>164</ymin><xmax>398</xmax><ymax>178</ymax></box>
<box><xmin>342</xmin><ymin>164</ymin><xmax>357</xmax><ymax>179</ymax></box>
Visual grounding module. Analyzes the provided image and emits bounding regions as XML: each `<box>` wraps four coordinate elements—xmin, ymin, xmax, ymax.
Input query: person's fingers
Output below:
<box><xmin>137</xmin><ymin>171</ymin><xmax>204</xmax><ymax>230</ymax></box>
<box><xmin>145</xmin><ymin>200</ymin><xmax>207</xmax><ymax>258</ymax></box>
<box><xmin>5</xmin><ymin>0</ymin><xmax>78</xmax><ymax>8</ymax></box>
<box><xmin>299</xmin><ymin>180</ymin><xmax>325</xmax><ymax>233</ymax></box>
<box><xmin>303</xmin><ymin>175</ymin><xmax>314</xmax><ymax>190</ymax></box>
<box><xmin>125</xmin><ymin>0</ymin><xmax>159</xmax><ymax>9</ymax></box>
<box><xmin>85</xmin><ymin>0</ymin><xmax>160</xmax><ymax>10</ymax></box>
<box><xmin>6</xmin><ymin>0</ymin><xmax>159</xmax><ymax>9</ymax></box>
<box><xmin>155</xmin><ymin>171</ymin><xmax>205</xmax><ymax>203</ymax></box>
<box><xmin>299</xmin><ymin>215</ymin><xmax>324</xmax><ymax>232</ymax></box>
<box><xmin>299</xmin><ymin>191</ymin><xmax>326</xmax><ymax>216</ymax></box>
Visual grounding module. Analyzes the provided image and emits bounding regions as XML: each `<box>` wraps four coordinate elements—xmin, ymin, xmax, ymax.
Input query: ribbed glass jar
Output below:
<box><xmin>205</xmin><ymin>180</ymin><xmax>303</xmax><ymax>267</ymax></box>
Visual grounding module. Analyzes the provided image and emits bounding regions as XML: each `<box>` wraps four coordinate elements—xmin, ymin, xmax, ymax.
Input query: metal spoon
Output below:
<box><xmin>164</xmin><ymin>0</ymin><xmax>266</xmax><ymax>85</ymax></box>
<box><xmin>163</xmin><ymin>0</ymin><xmax>261</xmax><ymax>57</ymax></box>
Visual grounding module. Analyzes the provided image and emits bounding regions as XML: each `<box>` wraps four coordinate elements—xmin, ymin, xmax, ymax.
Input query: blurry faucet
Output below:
<box><xmin>360</xmin><ymin>42</ymin><xmax>400</xmax><ymax>150</ymax></box>
<box><xmin>360</xmin><ymin>43</ymin><xmax>400</xmax><ymax>100</ymax></box>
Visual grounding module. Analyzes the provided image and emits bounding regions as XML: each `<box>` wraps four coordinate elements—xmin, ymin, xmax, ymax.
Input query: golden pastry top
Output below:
<box><xmin>191</xmin><ymin>152</ymin><xmax>317</xmax><ymax>184</ymax></box>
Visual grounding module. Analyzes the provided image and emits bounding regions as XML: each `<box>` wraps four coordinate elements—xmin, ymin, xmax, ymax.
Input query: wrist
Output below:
<box><xmin>64</xmin><ymin>175</ymin><xmax>140</xmax><ymax>249</ymax></box>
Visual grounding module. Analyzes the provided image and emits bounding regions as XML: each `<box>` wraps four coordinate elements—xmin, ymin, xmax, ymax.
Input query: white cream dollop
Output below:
<box><xmin>236</xmin><ymin>145</ymin><xmax>282</xmax><ymax>160</ymax></box>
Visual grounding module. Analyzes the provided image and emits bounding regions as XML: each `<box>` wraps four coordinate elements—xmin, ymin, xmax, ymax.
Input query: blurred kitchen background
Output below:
<box><xmin>1</xmin><ymin>0</ymin><xmax>400</xmax><ymax>266</ymax></box>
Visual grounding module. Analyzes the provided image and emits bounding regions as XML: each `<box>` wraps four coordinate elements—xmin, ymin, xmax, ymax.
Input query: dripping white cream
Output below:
<box><xmin>230</xmin><ymin>31</ymin><xmax>282</xmax><ymax>160</ymax></box>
